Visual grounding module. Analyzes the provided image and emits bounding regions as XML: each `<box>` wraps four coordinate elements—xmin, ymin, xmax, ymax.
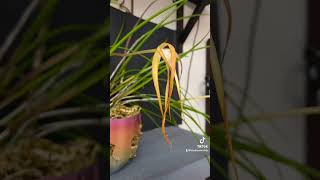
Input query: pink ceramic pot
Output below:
<box><xmin>42</xmin><ymin>163</ymin><xmax>99</xmax><ymax>180</ymax></box>
<box><xmin>110</xmin><ymin>113</ymin><xmax>142</xmax><ymax>173</ymax></box>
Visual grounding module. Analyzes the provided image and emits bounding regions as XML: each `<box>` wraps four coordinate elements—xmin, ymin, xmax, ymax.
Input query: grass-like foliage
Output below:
<box><xmin>0</xmin><ymin>0</ymin><xmax>107</xmax><ymax>178</ymax></box>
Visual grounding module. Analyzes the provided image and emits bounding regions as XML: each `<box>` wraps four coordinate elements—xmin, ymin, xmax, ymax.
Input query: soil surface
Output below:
<box><xmin>0</xmin><ymin>138</ymin><xmax>101</xmax><ymax>180</ymax></box>
<box><xmin>110</xmin><ymin>105</ymin><xmax>141</xmax><ymax>119</ymax></box>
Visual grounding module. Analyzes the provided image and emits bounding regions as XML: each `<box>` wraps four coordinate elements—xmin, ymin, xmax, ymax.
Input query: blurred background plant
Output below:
<box><xmin>0</xmin><ymin>0</ymin><xmax>107</xmax><ymax>179</ymax></box>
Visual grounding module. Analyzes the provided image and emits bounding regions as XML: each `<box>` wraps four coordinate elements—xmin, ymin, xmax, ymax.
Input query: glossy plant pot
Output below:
<box><xmin>42</xmin><ymin>163</ymin><xmax>99</xmax><ymax>180</ymax></box>
<box><xmin>110</xmin><ymin>113</ymin><xmax>142</xmax><ymax>174</ymax></box>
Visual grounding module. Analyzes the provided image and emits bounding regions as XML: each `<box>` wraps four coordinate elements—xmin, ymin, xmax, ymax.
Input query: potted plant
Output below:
<box><xmin>109</xmin><ymin>0</ymin><xmax>210</xmax><ymax>173</ymax></box>
<box><xmin>110</xmin><ymin>40</ymin><xmax>186</xmax><ymax>173</ymax></box>
<box><xmin>0</xmin><ymin>0</ymin><xmax>107</xmax><ymax>179</ymax></box>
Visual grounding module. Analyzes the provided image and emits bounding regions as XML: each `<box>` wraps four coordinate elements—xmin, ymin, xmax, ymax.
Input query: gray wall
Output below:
<box><xmin>218</xmin><ymin>0</ymin><xmax>307</xmax><ymax>179</ymax></box>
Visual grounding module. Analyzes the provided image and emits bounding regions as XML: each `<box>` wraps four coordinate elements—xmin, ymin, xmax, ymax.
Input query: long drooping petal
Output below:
<box><xmin>152</xmin><ymin>43</ymin><xmax>181</xmax><ymax>144</ymax></box>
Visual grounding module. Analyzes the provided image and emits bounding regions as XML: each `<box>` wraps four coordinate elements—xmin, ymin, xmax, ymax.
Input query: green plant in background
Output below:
<box><xmin>0</xmin><ymin>0</ymin><xmax>107</xmax><ymax>179</ymax></box>
<box><xmin>209</xmin><ymin>1</ymin><xmax>320</xmax><ymax>179</ymax></box>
